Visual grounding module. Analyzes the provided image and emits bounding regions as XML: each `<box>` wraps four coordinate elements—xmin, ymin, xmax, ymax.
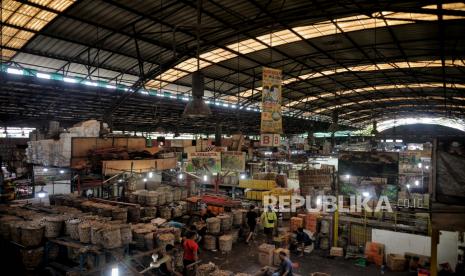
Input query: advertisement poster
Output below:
<box><xmin>261</xmin><ymin>67</ymin><xmax>282</xmax><ymax>134</ymax></box>
<box><xmin>186</xmin><ymin>152</ymin><xmax>221</xmax><ymax>173</ymax></box>
<box><xmin>221</xmin><ymin>151</ymin><xmax>246</xmax><ymax>172</ymax></box>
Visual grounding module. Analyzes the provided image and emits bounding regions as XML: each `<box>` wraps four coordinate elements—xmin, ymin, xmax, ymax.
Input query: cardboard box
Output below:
<box><xmin>258</xmin><ymin>252</ymin><xmax>274</xmax><ymax>266</ymax></box>
<box><xmin>330</xmin><ymin>247</ymin><xmax>344</xmax><ymax>257</ymax></box>
<box><xmin>258</xmin><ymin>243</ymin><xmax>275</xmax><ymax>253</ymax></box>
<box><xmin>273</xmin><ymin>248</ymin><xmax>290</xmax><ymax>266</ymax></box>
<box><xmin>386</xmin><ymin>253</ymin><xmax>406</xmax><ymax>271</ymax></box>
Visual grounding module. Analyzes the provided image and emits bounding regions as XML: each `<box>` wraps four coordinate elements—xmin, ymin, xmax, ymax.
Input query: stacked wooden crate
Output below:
<box><xmin>298</xmin><ymin>167</ymin><xmax>334</xmax><ymax>196</ymax></box>
<box><xmin>297</xmin><ymin>213</ymin><xmax>318</xmax><ymax>233</ymax></box>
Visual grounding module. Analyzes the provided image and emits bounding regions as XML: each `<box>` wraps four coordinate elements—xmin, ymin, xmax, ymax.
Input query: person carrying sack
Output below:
<box><xmin>261</xmin><ymin>205</ymin><xmax>277</xmax><ymax>243</ymax></box>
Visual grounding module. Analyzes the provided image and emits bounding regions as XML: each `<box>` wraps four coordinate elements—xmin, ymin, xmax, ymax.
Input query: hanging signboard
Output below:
<box><xmin>221</xmin><ymin>151</ymin><xmax>246</xmax><ymax>172</ymax></box>
<box><xmin>260</xmin><ymin>133</ymin><xmax>281</xmax><ymax>147</ymax></box>
<box><xmin>186</xmin><ymin>152</ymin><xmax>221</xmax><ymax>173</ymax></box>
<box><xmin>261</xmin><ymin>67</ymin><xmax>283</xmax><ymax>134</ymax></box>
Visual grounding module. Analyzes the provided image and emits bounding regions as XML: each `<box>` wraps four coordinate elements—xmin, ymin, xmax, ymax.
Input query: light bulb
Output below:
<box><xmin>406</xmin><ymin>184</ymin><xmax>411</xmax><ymax>189</ymax></box>
<box><xmin>418</xmin><ymin>163</ymin><xmax>422</xmax><ymax>168</ymax></box>
<box><xmin>203</xmin><ymin>175</ymin><xmax>208</xmax><ymax>182</ymax></box>
<box><xmin>143</xmin><ymin>178</ymin><xmax>147</xmax><ymax>182</ymax></box>
<box><xmin>415</xmin><ymin>180</ymin><xmax>419</xmax><ymax>186</ymax></box>
<box><xmin>178</xmin><ymin>174</ymin><xmax>184</xmax><ymax>180</ymax></box>
<box><xmin>59</xmin><ymin>170</ymin><xmax>64</xmax><ymax>174</ymax></box>
<box><xmin>43</xmin><ymin>168</ymin><xmax>48</xmax><ymax>172</ymax></box>
<box><xmin>148</xmin><ymin>172</ymin><xmax>153</xmax><ymax>178</ymax></box>
<box><xmin>362</xmin><ymin>192</ymin><xmax>370</xmax><ymax>198</ymax></box>
<box><xmin>345</xmin><ymin>174</ymin><xmax>350</xmax><ymax>179</ymax></box>
<box><xmin>240</xmin><ymin>174</ymin><xmax>246</xmax><ymax>180</ymax></box>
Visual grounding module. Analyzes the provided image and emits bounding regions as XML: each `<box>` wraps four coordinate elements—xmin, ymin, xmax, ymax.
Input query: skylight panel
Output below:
<box><xmin>423</xmin><ymin>2</ymin><xmax>465</xmax><ymax>11</ymax></box>
<box><xmin>0</xmin><ymin>0</ymin><xmax>75</xmax><ymax>60</ymax></box>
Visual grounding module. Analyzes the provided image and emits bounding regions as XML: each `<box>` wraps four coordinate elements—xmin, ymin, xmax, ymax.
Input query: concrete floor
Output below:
<box><xmin>201</xmin><ymin>238</ymin><xmax>415</xmax><ymax>276</ymax></box>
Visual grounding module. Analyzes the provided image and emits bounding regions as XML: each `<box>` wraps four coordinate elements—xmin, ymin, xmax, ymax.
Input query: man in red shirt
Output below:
<box><xmin>183</xmin><ymin>231</ymin><xmax>199</xmax><ymax>276</ymax></box>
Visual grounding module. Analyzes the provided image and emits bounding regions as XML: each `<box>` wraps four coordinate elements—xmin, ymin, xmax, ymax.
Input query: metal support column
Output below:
<box><xmin>431</xmin><ymin>229</ymin><xmax>439</xmax><ymax>276</ymax></box>
<box><xmin>333</xmin><ymin>208</ymin><xmax>339</xmax><ymax>247</ymax></box>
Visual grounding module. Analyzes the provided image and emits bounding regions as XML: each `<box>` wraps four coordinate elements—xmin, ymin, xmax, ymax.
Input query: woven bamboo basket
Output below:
<box><xmin>165</xmin><ymin>191</ymin><xmax>174</xmax><ymax>203</ymax></box>
<box><xmin>42</xmin><ymin>216</ymin><xmax>64</xmax><ymax>238</ymax></box>
<box><xmin>99</xmin><ymin>205</ymin><xmax>113</xmax><ymax>217</ymax></box>
<box><xmin>178</xmin><ymin>201</ymin><xmax>188</xmax><ymax>214</ymax></box>
<box><xmin>206</xmin><ymin>217</ymin><xmax>221</xmax><ymax>234</ymax></box>
<box><xmin>128</xmin><ymin>192</ymin><xmax>138</xmax><ymax>203</ymax></box>
<box><xmin>218</xmin><ymin>234</ymin><xmax>233</xmax><ymax>252</ymax></box>
<box><xmin>157</xmin><ymin>233</ymin><xmax>175</xmax><ymax>252</ymax></box>
<box><xmin>112</xmin><ymin>208</ymin><xmax>128</xmax><ymax>223</ymax></box>
<box><xmin>20</xmin><ymin>222</ymin><xmax>44</xmax><ymax>247</ymax></box>
<box><xmin>9</xmin><ymin>221</ymin><xmax>23</xmax><ymax>243</ymax></box>
<box><xmin>203</xmin><ymin>234</ymin><xmax>217</xmax><ymax>250</ymax></box>
<box><xmin>157</xmin><ymin>192</ymin><xmax>166</xmax><ymax>205</ymax></box>
<box><xmin>142</xmin><ymin>207</ymin><xmax>157</xmax><ymax>218</ymax></box>
<box><xmin>127</xmin><ymin>177</ymin><xmax>137</xmax><ymax>191</ymax></box>
<box><xmin>232</xmin><ymin>210</ymin><xmax>244</xmax><ymax>226</ymax></box>
<box><xmin>172</xmin><ymin>206</ymin><xmax>183</xmax><ymax>218</ymax></box>
<box><xmin>137</xmin><ymin>190</ymin><xmax>148</xmax><ymax>205</ymax></box>
<box><xmin>101</xmin><ymin>225</ymin><xmax>122</xmax><ymax>249</ymax></box>
<box><xmin>181</xmin><ymin>189</ymin><xmax>188</xmax><ymax>199</ymax></box>
<box><xmin>218</xmin><ymin>214</ymin><xmax>232</xmax><ymax>232</ymax></box>
<box><xmin>91</xmin><ymin>223</ymin><xmax>104</xmax><ymax>245</ymax></box>
<box><xmin>211</xmin><ymin>270</ymin><xmax>234</xmax><ymax>276</ymax></box>
<box><xmin>47</xmin><ymin>242</ymin><xmax>60</xmax><ymax>261</ymax></box>
<box><xmin>230</xmin><ymin>228</ymin><xmax>239</xmax><ymax>243</ymax></box>
<box><xmin>173</xmin><ymin>189</ymin><xmax>181</xmax><ymax>201</ymax></box>
<box><xmin>0</xmin><ymin>216</ymin><xmax>22</xmax><ymax>239</ymax></box>
<box><xmin>120</xmin><ymin>224</ymin><xmax>132</xmax><ymax>245</ymax></box>
<box><xmin>144</xmin><ymin>232</ymin><xmax>154</xmax><ymax>250</ymax></box>
<box><xmin>197</xmin><ymin>263</ymin><xmax>217</xmax><ymax>276</ymax></box>
<box><xmin>159</xmin><ymin>206</ymin><xmax>172</xmax><ymax>220</ymax></box>
<box><xmin>65</xmin><ymin>219</ymin><xmax>81</xmax><ymax>240</ymax></box>
<box><xmin>127</xmin><ymin>206</ymin><xmax>141</xmax><ymax>223</ymax></box>
<box><xmin>21</xmin><ymin>247</ymin><xmax>43</xmax><ymax>269</ymax></box>
<box><xmin>78</xmin><ymin>222</ymin><xmax>91</xmax><ymax>243</ymax></box>
<box><xmin>133</xmin><ymin>228</ymin><xmax>151</xmax><ymax>249</ymax></box>
<box><xmin>146</xmin><ymin>191</ymin><xmax>159</xmax><ymax>206</ymax></box>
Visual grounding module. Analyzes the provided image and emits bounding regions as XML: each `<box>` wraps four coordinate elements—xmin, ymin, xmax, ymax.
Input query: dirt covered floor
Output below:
<box><xmin>200</xmin><ymin>236</ymin><xmax>414</xmax><ymax>276</ymax></box>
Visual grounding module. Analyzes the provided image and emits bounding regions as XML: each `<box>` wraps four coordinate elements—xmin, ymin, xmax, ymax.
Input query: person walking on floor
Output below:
<box><xmin>246</xmin><ymin>205</ymin><xmax>258</xmax><ymax>243</ymax></box>
<box><xmin>261</xmin><ymin>205</ymin><xmax>277</xmax><ymax>243</ymax></box>
<box><xmin>182</xmin><ymin>231</ymin><xmax>199</xmax><ymax>276</ymax></box>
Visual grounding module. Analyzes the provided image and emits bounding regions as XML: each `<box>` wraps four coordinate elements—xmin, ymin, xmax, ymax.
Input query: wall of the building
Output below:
<box><xmin>372</xmin><ymin>229</ymin><xmax>463</xmax><ymax>272</ymax></box>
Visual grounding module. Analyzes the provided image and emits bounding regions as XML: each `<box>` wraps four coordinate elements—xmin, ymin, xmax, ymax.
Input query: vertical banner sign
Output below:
<box><xmin>261</xmin><ymin>67</ymin><xmax>283</xmax><ymax>134</ymax></box>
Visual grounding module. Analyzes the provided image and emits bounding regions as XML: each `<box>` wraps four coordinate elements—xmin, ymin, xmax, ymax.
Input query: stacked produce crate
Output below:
<box><xmin>298</xmin><ymin>166</ymin><xmax>334</xmax><ymax>197</ymax></box>
<box><xmin>239</xmin><ymin>179</ymin><xmax>276</xmax><ymax>201</ymax></box>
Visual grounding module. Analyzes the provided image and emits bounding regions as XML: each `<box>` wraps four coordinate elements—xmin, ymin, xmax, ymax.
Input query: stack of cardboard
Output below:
<box><xmin>258</xmin><ymin>243</ymin><xmax>275</xmax><ymax>266</ymax></box>
<box><xmin>386</xmin><ymin>254</ymin><xmax>407</xmax><ymax>271</ymax></box>
<box><xmin>330</xmin><ymin>247</ymin><xmax>344</xmax><ymax>257</ymax></box>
